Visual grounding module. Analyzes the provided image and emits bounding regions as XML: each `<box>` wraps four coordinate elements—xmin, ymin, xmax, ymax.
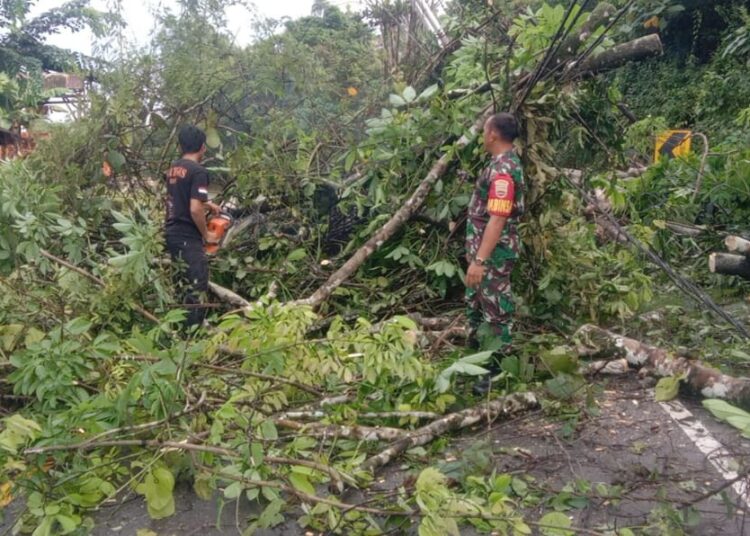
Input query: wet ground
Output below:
<box><xmin>3</xmin><ymin>376</ymin><xmax>750</xmax><ymax>535</ymax></box>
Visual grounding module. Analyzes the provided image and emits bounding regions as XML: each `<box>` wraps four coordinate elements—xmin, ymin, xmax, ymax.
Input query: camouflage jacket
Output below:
<box><xmin>466</xmin><ymin>150</ymin><xmax>525</xmax><ymax>262</ymax></box>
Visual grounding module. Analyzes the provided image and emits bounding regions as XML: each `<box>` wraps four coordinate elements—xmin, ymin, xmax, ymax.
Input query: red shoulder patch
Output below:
<box><xmin>487</xmin><ymin>173</ymin><xmax>514</xmax><ymax>216</ymax></box>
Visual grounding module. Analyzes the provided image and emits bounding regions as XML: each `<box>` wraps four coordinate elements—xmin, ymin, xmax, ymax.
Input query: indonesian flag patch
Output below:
<box><xmin>487</xmin><ymin>172</ymin><xmax>514</xmax><ymax>217</ymax></box>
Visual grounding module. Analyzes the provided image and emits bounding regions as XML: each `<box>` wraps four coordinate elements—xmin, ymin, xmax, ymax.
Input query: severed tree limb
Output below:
<box><xmin>210</xmin><ymin>280</ymin><xmax>280</xmax><ymax>314</ymax></box>
<box><xmin>571</xmin><ymin>34</ymin><xmax>663</xmax><ymax>77</ymax></box>
<box><xmin>293</xmin><ymin>107</ymin><xmax>494</xmax><ymax>308</ymax></box>
<box><xmin>277</xmin><ymin>410</ymin><xmax>441</xmax><ymax>421</ymax></box>
<box><xmin>709</xmin><ymin>253</ymin><xmax>750</xmax><ymax>280</ymax></box>
<box><xmin>575</xmin><ymin>325</ymin><xmax>750</xmax><ymax>410</ymax></box>
<box><xmin>209</xmin><ymin>281</ymin><xmax>252</xmax><ymax>308</ymax></box>
<box><xmin>361</xmin><ymin>392</ymin><xmax>538</xmax><ymax>472</ymax></box>
<box><xmin>725</xmin><ymin>236</ymin><xmax>750</xmax><ymax>257</ymax></box>
<box><xmin>275</xmin><ymin>419</ymin><xmax>407</xmax><ymax>442</ymax></box>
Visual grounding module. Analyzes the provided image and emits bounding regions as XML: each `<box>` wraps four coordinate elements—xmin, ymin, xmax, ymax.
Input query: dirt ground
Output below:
<box><xmin>2</xmin><ymin>375</ymin><xmax>750</xmax><ymax>535</ymax></box>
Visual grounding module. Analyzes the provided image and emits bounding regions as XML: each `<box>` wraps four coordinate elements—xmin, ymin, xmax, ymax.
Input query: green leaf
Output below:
<box><xmin>286</xmin><ymin>248</ymin><xmax>306</xmax><ymax>262</ymax></box>
<box><xmin>389</xmin><ymin>94</ymin><xmax>406</xmax><ymax>107</ymax></box>
<box><xmin>418</xmin><ymin>84</ymin><xmax>438</xmax><ymax>101</ymax></box>
<box><xmin>0</xmin><ymin>414</ymin><xmax>41</xmax><ymax>453</ymax></box>
<box><xmin>435</xmin><ymin>352</ymin><xmax>492</xmax><ymax>393</ymax></box>
<box><xmin>344</xmin><ymin>149</ymin><xmax>357</xmax><ymax>172</ymax></box>
<box><xmin>540</xmin><ymin>346</ymin><xmax>578</xmax><ymax>374</ymax></box>
<box><xmin>703</xmin><ymin>399</ymin><xmax>750</xmax><ymax>437</ymax></box>
<box><xmin>54</xmin><ymin>514</ymin><xmax>80</xmax><ymax>534</ymax></box>
<box><xmin>223</xmin><ymin>481</ymin><xmax>243</xmax><ymax>499</ymax></box>
<box><xmin>205</xmin><ymin>127</ymin><xmax>221</xmax><ymax>149</ymax></box>
<box><xmin>0</xmin><ymin>324</ymin><xmax>24</xmax><ymax>351</ymax></box>
<box><xmin>260</xmin><ymin>420</ymin><xmax>278</xmax><ymax>440</ymax></box>
<box><xmin>108</xmin><ymin>150</ymin><xmax>126</xmax><ymax>171</ymax></box>
<box><xmin>655</xmin><ymin>375</ymin><xmax>681</xmax><ymax>402</ymax></box>
<box><xmin>194</xmin><ymin>474</ymin><xmax>213</xmax><ymax>501</ymax></box>
<box><xmin>289</xmin><ymin>473</ymin><xmax>315</xmax><ymax>495</ymax></box>
<box><xmin>402</xmin><ymin>86</ymin><xmax>417</xmax><ymax>103</ymax></box>
<box><xmin>135</xmin><ymin>467</ymin><xmax>175</xmax><ymax>520</ymax></box>
<box><xmin>539</xmin><ymin>512</ymin><xmax>574</xmax><ymax>536</ymax></box>
<box><xmin>65</xmin><ymin>317</ymin><xmax>92</xmax><ymax>336</ymax></box>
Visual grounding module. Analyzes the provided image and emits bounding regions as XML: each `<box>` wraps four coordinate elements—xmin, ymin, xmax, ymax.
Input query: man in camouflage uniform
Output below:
<box><xmin>465</xmin><ymin>112</ymin><xmax>524</xmax><ymax>394</ymax></box>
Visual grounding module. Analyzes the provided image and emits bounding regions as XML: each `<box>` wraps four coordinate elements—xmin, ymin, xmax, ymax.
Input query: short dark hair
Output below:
<box><xmin>178</xmin><ymin>125</ymin><xmax>206</xmax><ymax>154</ymax></box>
<box><xmin>487</xmin><ymin>113</ymin><xmax>519</xmax><ymax>142</ymax></box>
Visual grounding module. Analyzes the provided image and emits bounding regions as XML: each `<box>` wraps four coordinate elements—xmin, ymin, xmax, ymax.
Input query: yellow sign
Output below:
<box><xmin>654</xmin><ymin>130</ymin><xmax>692</xmax><ymax>162</ymax></box>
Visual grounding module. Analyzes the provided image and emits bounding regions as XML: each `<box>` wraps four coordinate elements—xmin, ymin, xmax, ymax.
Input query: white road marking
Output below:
<box><xmin>658</xmin><ymin>397</ymin><xmax>750</xmax><ymax>509</ymax></box>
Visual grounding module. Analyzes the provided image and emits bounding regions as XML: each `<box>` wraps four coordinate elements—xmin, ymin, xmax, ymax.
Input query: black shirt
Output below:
<box><xmin>165</xmin><ymin>158</ymin><xmax>209</xmax><ymax>239</ymax></box>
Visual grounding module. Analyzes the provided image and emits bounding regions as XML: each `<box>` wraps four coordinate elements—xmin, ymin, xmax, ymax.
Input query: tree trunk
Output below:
<box><xmin>573</xmin><ymin>34</ymin><xmax>663</xmax><ymax>77</ymax></box>
<box><xmin>725</xmin><ymin>236</ymin><xmax>750</xmax><ymax>257</ymax></box>
<box><xmin>709</xmin><ymin>253</ymin><xmax>750</xmax><ymax>280</ymax></box>
<box><xmin>293</xmin><ymin>106</ymin><xmax>493</xmax><ymax>308</ymax></box>
<box><xmin>575</xmin><ymin>325</ymin><xmax>750</xmax><ymax>411</ymax></box>
<box><xmin>553</xmin><ymin>2</ymin><xmax>617</xmax><ymax>66</ymax></box>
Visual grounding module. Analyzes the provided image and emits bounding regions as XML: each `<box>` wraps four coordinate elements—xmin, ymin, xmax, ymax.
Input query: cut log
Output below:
<box><xmin>360</xmin><ymin>392</ymin><xmax>538</xmax><ymax>472</ymax></box>
<box><xmin>709</xmin><ymin>253</ymin><xmax>750</xmax><ymax>280</ymax></box>
<box><xmin>293</xmin><ymin>106</ymin><xmax>494</xmax><ymax>308</ymax></box>
<box><xmin>572</xmin><ymin>34</ymin><xmax>663</xmax><ymax>77</ymax></box>
<box><xmin>725</xmin><ymin>236</ymin><xmax>750</xmax><ymax>257</ymax></box>
<box><xmin>575</xmin><ymin>325</ymin><xmax>750</xmax><ymax>411</ymax></box>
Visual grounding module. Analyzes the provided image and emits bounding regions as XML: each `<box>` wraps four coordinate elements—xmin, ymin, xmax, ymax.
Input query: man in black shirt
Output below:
<box><xmin>165</xmin><ymin>125</ymin><xmax>220</xmax><ymax>328</ymax></box>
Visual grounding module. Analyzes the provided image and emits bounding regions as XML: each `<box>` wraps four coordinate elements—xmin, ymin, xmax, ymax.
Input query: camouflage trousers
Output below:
<box><xmin>465</xmin><ymin>258</ymin><xmax>515</xmax><ymax>349</ymax></box>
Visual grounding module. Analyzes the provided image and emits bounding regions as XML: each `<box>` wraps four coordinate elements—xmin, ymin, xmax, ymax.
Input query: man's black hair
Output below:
<box><xmin>178</xmin><ymin>125</ymin><xmax>206</xmax><ymax>154</ymax></box>
<box><xmin>487</xmin><ymin>112</ymin><xmax>519</xmax><ymax>142</ymax></box>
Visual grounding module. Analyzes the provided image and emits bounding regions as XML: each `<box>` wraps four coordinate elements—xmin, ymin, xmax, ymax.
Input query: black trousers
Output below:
<box><xmin>166</xmin><ymin>234</ymin><xmax>209</xmax><ymax>328</ymax></box>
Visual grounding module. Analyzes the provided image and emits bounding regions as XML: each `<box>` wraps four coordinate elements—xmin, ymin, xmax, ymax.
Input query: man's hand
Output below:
<box><xmin>206</xmin><ymin>201</ymin><xmax>221</xmax><ymax>215</ymax></box>
<box><xmin>465</xmin><ymin>262</ymin><xmax>486</xmax><ymax>289</ymax></box>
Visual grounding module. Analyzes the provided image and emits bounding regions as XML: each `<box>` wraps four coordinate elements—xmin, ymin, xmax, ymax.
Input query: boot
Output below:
<box><xmin>472</xmin><ymin>359</ymin><xmax>503</xmax><ymax>396</ymax></box>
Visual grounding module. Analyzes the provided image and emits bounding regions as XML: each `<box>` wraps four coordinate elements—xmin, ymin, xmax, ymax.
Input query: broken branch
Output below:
<box><xmin>361</xmin><ymin>392</ymin><xmax>538</xmax><ymax>472</ymax></box>
<box><xmin>575</xmin><ymin>325</ymin><xmax>750</xmax><ymax>410</ymax></box>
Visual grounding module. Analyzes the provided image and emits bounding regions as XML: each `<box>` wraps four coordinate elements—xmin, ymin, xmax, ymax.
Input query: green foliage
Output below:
<box><xmin>435</xmin><ymin>351</ymin><xmax>491</xmax><ymax>393</ymax></box>
<box><xmin>702</xmin><ymin>399</ymin><xmax>750</xmax><ymax>438</ymax></box>
<box><xmin>654</xmin><ymin>374</ymin><xmax>684</xmax><ymax>402</ymax></box>
<box><xmin>135</xmin><ymin>466</ymin><xmax>176</xmax><ymax>520</ymax></box>
<box><xmin>0</xmin><ymin>414</ymin><xmax>40</xmax><ymax>454</ymax></box>
<box><xmin>5</xmin><ymin>0</ymin><xmax>750</xmax><ymax>533</ymax></box>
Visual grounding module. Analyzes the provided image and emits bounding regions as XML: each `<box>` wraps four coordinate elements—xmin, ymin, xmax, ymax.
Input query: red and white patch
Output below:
<box><xmin>487</xmin><ymin>172</ymin><xmax>514</xmax><ymax>217</ymax></box>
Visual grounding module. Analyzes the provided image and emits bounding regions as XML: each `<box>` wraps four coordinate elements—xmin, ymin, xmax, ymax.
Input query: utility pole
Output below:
<box><xmin>413</xmin><ymin>0</ymin><xmax>449</xmax><ymax>49</ymax></box>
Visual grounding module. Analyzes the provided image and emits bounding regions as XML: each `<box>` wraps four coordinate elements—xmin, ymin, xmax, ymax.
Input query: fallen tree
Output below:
<box><xmin>575</xmin><ymin>325</ymin><xmax>750</xmax><ymax>410</ymax></box>
<box><xmin>293</xmin><ymin>106</ymin><xmax>494</xmax><ymax>308</ymax></box>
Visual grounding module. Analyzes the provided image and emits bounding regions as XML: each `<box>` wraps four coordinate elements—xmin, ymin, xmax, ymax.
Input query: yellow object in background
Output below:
<box><xmin>654</xmin><ymin>130</ymin><xmax>692</xmax><ymax>162</ymax></box>
<box><xmin>643</xmin><ymin>15</ymin><xmax>660</xmax><ymax>29</ymax></box>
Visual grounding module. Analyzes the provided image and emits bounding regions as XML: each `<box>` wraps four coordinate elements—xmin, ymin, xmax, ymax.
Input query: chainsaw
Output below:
<box><xmin>205</xmin><ymin>207</ymin><xmax>234</xmax><ymax>255</ymax></box>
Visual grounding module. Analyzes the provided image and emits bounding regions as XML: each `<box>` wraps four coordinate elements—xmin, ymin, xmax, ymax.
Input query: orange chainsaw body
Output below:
<box><xmin>205</xmin><ymin>212</ymin><xmax>233</xmax><ymax>255</ymax></box>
